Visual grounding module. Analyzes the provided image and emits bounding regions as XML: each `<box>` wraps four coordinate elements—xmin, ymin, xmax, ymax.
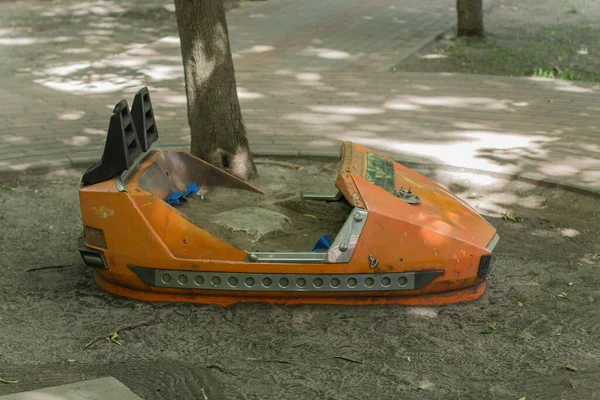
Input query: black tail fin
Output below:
<box><xmin>81</xmin><ymin>100</ymin><xmax>143</xmax><ymax>185</ymax></box>
<box><xmin>131</xmin><ymin>87</ymin><xmax>159</xmax><ymax>152</ymax></box>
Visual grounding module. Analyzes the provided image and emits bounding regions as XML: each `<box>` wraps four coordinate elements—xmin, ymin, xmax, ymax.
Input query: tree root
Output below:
<box><xmin>26</xmin><ymin>264</ymin><xmax>74</xmax><ymax>272</ymax></box>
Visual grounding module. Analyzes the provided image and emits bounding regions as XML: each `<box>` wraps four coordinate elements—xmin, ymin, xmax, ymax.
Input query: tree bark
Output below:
<box><xmin>174</xmin><ymin>0</ymin><xmax>257</xmax><ymax>180</ymax></box>
<box><xmin>457</xmin><ymin>0</ymin><xmax>484</xmax><ymax>37</ymax></box>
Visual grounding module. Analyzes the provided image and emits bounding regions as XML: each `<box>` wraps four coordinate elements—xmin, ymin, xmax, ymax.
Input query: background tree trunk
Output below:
<box><xmin>174</xmin><ymin>0</ymin><xmax>257</xmax><ymax>180</ymax></box>
<box><xmin>457</xmin><ymin>0</ymin><xmax>484</xmax><ymax>37</ymax></box>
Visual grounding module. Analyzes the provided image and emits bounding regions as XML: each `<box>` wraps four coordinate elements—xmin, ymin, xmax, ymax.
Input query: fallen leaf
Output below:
<box><xmin>0</xmin><ymin>378</ymin><xmax>19</xmax><ymax>384</ymax></box>
<box><xmin>480</xmin><ymin>329</ymin><xmax>494</xmax><ymax>334</ymax></box>
<box><xmin>565</xmin><ymin>363</ymin><xmax>578</xmax><ymax>371</ymax></box>
<box><xmin>518</xmin><ymin>397</ymin><xmax>527</xmax><ymax>400</ymax></box>
<box><xmin>558</xmin><ymin>292</ymin><xmax>568</xmax><ymax>298</ymax></box>
<box><xmin>517</xmin><ymin>301</ymin><xmax>524</xmax><ymax>307</ymax></box>
<box><xmin>568</xmin><ymin>282</ymin><xmax>574</xmax><ymax>286</ymax></box>
<box><xmin>502</xmin><ymin>211</ymin><xmax>517</xmax><ymax>221</ymax></box>
<box><xmin>418</xmin><ymin>385</ymin><xmax>429</xmax><ymax>390</ymax></box>
<box><xmin>108</xmin><ymin>332</ymin><xmax>121</xmax><ymax>345</ymax></box>
<box><xmin>303</xmin><ymin>214</ymin><xmax>318</xmax><ymax>219</ymax></box>
<box><xmin>67</xmin><ymin>359</ymin><xmax>76</xmax><ymax>362</ymax></box>
<box><xmin>489</xmin><ymin>322</ymin><xmax>497</xmax><ymax>331</ymax></box>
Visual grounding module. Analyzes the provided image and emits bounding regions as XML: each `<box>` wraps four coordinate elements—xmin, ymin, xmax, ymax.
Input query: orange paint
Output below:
<box><xmin>79</xmin><ymin>143</ymin><xmax>498</xmax><ymax>305</ymax></box>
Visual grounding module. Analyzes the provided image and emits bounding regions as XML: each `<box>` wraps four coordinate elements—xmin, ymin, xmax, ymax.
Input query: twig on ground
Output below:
<box><xmin>330</xmin><ymin>356</ymin><xmax>363</xmax><ymax>364</ymax></box>
<box><xmin>84</xmin><ymin>321</ymin><xmax>150</xmax><ymax>349</ymax></box>
<box><xmin>26</xmin><ymin>264</ymin><xmax>74</xmax><ymax>272</ymax></box>
<box><xmin>207</xmin><ymin>364</ymin><xmax>238</xmax><ymax>376</ymax></box>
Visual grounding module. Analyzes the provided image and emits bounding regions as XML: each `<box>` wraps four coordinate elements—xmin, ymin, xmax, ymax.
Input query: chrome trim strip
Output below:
<box><xmin>246</xmin><ymin>208</ymin><xmax>368</xmax><ymax>264</ymax></box>
<box><xmin>486</xmin><ymin>233</ymin><xmax>500</xmax><ymax>252</ymax></box>
<box><xmin>128</xmin><ymin>266</ymin><xmax>444</xmax><ymax>292</ymax></box>
<box><xmin>115</xmin><ymin>176</ymin><xmax>127</xmax><ymax>192</ymax></box>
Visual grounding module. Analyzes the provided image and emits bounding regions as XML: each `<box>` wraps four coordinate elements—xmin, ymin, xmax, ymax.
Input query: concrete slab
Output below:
<box><xmin>0</xmin><ymin>377</ymin><xmax>143</xmax><ymax>400</ymax></box>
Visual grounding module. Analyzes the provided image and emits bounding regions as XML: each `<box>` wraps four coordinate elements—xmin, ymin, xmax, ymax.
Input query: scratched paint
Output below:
<box><xmin>93</xmin><ymin>206</ymin><xmax>115</xmax><ymax>218</ymax></box>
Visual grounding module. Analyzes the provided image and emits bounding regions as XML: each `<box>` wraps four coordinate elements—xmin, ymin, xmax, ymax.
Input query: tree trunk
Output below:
<box><xmin>174</xmin><ymin>0</ymin><xmax>257</xmax><ymax>180</ymax></box>
<box><xmin>457</xmin><ymin>0</ymin><xmax>484</xmax><ymax>37</ymax></box>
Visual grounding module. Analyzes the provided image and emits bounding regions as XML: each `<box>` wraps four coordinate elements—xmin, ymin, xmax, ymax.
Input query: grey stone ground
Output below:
<box><xmin>1</xmin><ymin>0</ymin><xmax>599</xmax><ymax>194</ymax></box>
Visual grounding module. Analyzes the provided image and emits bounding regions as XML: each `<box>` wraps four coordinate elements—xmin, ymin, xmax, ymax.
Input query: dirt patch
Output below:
<box><xmin>398</xmin><ymin>0</ymin><xmax>600</xmax><ymax>82</ymax></box>
<box><xmin>1</xmin><ymin>160</ymin><xmax>600</xmax><ymax>400</ymax></box>
<box><xmin>180</xmin><ymin>186</ymin><xmax>350</xmax><ymax>252</ymax></box>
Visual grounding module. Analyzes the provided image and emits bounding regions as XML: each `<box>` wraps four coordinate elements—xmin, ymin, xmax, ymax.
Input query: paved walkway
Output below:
<box><xmin>1</xmin><ymin>0</ymin><xmax>599</xmax><ymax>194</ymax></box>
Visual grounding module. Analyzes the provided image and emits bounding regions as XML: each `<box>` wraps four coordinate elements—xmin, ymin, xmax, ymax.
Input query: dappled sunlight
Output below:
<box><xmin>57</xmin><ymin>111</ymin><xmax>86</xmax><ymax>121</ymax></box>
<box><xmin>237</xmin><ymin>87</ymin><xmax>263</xmax><ymax>100</ymax></box>
<box><xmin>283</xmin><ymin>113</ymin><xmax>357</xmax><ymax>124</ymax></box>
<box><xmin>3</xmin><ymin>136</ymin><xmax>29</xmax><ymax>144</ymax></box>
<box><xmin>559</xmin><ymin>228</ymin><xmax>580</xmax><ymax>238</ymax></box>
<box><xmin>241</xmin><ymin>45</ymin><xmax>274</xmax><ymax>54</ymax></box>
<box><xmin>300</xmin><ymin>47</ymin><xmax>355</xmax><ymax>60</ymax></box>
<box><xmin>0</xmin><ymin>37</ymin><xmax>41</xmax><ymax>45</ymax></box>
<box><xmin>421</xmin><ymin>54</ymin><xmax>448</xmax><ymax>59</ymax></box>
<box><xmin>528</xmin><ymin>77</ymin><xmax>599</xmax><ymax>94</ymax></box>
<box><xmin>384</xmin><ymin>100</ymin><xmax>421</xmax><ymax>111</ymax></box>
<box><xmin>390</xmin><ymin>95</ymin><xmax>525</xmax><ymax>111</ymax></box>
<box><xmin>43</xmin><ymin>63</ymin><xmax>92</xmax><ymax>76</ymax></box>
<box><xmin>453</xmin><ymin>121</ymin><xmax>489</xmax><ymax>130</ymax></box>
<box><xmin>35</xmin><ymin>74</ymin><xmax>144</xmax><ymax>94</ymax></box>
<box><xmin>309</xmin><ymin>105</ymin><xmax>385</xmax><ymax>115</ymax></box>
<box><xmin>296</xmin><ymin>73</ymin><xmax>322</xmax><ymax>81</ymax></box>
<box><xmin>83</xmin><ymin>128</ymin><xmax>106</xmax><ymax>135</ymax></box>
<box><xmin>64</xmin><ymin>136</ymin><xmax>91</xmax><ymax>146</ymax></box>
<box><xmin>62</xmin><ymin>48</ymin><xmax>92</xmax><ymax>54</ymax></box>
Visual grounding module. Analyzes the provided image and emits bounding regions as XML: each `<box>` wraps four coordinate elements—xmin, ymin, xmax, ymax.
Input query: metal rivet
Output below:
<box><xmin>211</xmin><ymin>276</ymin><xmax>221</xmax><ymax>286</ymax></box>
<box><xmin>161</xmin><ymin>274</ymin><xmax>172</xmax><ymax>284</ymax></box>
<box><xmin>339</xmin><ymin>243</ymin><xmax>348</xmax><ymax>252</ymax></box>
<box><xmin>279</xmin><ymin>278</ymin><xmax>289</xmax><ymax>288</ymax></box>
<box><xmin>178</xmin><ymin>275</ymin><xmax>188</xmax><ymax>285</ymax></box>
<box><xmin>330</xmin><ymin>278</ymin><xmax>340</xmax><ymax>288</ymax></box>
<box><xmin>398</xmin><ymin>276</ymin><xmax>408</xmax><ymax>287</ymax></box>
<box><xmin>381</xmin><ymin>277</ymin><xmax>391</xmax><ymax>287</ymax></box>
<box><xmin>364</xmin><ymin>277</ymin><xmax>374</xmax><ymax>287</ymax></box>
<box><xmin>353</xmin><ymin>213</ymin><xmax>364</xmax><ymax>222</ymax></box>
<box><xmin>245</xmin><ymin>277</ymin><xmax>255</xmax><ymax>287</ymax></box>
<box><xmin>248</xmin><ymin>254</ymin><xmax>258</xmax><ymax>262</ymax></box>
<box><xmin>228</xmin><ymin>277</ymin><xmax>238</xmax><ymax>287</ymax></box>
<box><xmin>347</xmin><ymin>277</ymin><xmax>358</xmax><ymax>288</ymax></box>
<box><xmin>262</xmin><ymin>277</ymin><xmax>272</xmax><ymax>287</ymax></box>
<box><xmin>194</xmin><ymin>275</ymin><xmax>205</xmax><ymax>285</ymax></box>
<box><xmin>313</xmin><ymin>278</ymin><xmax>323</xmax><ymax>288</ymax></box>
<box><xmin>296</xmin><ymin>278</ymin><xmax>306</xmax><ymax>288</ymax></box>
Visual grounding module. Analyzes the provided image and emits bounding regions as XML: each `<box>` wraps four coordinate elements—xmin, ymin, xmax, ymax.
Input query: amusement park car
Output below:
<box><xmin>78</xmin><ymin>88</ymin><xmax>499</xmax><ymax>306</ymax></box>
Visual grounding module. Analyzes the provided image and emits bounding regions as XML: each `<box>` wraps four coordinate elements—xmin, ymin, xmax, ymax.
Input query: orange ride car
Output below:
<box><xmin>78</xmin><ymin>88</ymin><xmax>499</xmax><ymax>306</ymax></box>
